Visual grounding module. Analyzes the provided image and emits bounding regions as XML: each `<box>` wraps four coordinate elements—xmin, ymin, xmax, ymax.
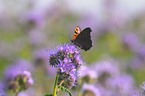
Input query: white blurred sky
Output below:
<box><xmin>65</xmin><ymin>0</ymin><xmax>145</xmax><ymax>14</ymax></box>
<box><xmin>0</xmin><ymin>0</ymin><xmax>145</xmax><ymax>20</ymax></box>
<box><xmin>34</xmin><ymin>0</ymin><xmax>145</xmax><ymax>19</ymax></box>
<box><xmin>67</xmin><ymin>0</ymin><xmax>145</xmax><ymax>21</ymax></box>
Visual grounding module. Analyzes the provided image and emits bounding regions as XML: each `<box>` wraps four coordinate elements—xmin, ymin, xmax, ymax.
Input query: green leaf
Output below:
<box><xmin>61</xmin><ymin>87</ymin><xmax>64</xmax><ymax>91</ymax></box>
<box><xmin>58</xmin><ymin>86</ymin><xmax>72</xmax><ymax>96</ymax></box>
<box><xmin>44</xmin><ymin>94</ymin><xmax>53</xmax><ymax>96</ymax></box>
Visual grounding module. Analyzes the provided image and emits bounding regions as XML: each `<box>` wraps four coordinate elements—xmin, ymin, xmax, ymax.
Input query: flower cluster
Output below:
<box><xmin>0</xmin><ymin>89</ymin><xmax>6</xmax><ymax>96</ymax></box>
<box><xmin>9</xmin><ymin>71</ymin><xmax>33</xmax><ymax>93</ymax></box>
<box><xmin>4</xmin><ymin>60</ymin><xmax>33</xmax><ymax>81</ymax></box>
<box><xmin>79</xmin><ymin>65</ymin><xmax>98</xmax><ymax>83</ymax></box>
<box><xmin>82</xmin><ymin>83</ymin><xmax>101</xmax><ymax>96</ymax></box>
<box><xmin>4</xmin><ymin>60</ymin><xmax>33</xmax><ymax>93</ymax></box>
<box><xmin>49</xmin><ymin>43</ymin><xmax>83</xmax><ymax>87</ymax></box>
<box><xmin>95</xmin><ymin>60</ymin><xmax>119</xmax><ymax>85</ymax></box>
<box><xmin>79</xmin><ymin>60</ymin><xmax>135</xmax><ymax>96</ymax></box>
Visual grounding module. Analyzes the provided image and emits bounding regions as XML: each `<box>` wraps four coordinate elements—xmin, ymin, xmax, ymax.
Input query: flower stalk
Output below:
<box><xmin>53</xmin><ymin>74</ymin><xmax>59</xmax><ymax>96</ymax></box>
<box><xmin>78</xmin><ymin>80</ymin><xmax>83</xmax><ymax>96</ymax></box>
<box><xmin>15</xmin><ymin>92</ymin><xmax>19</xmax><ymax>96</ymax></box>
<box><xmin>56</xmin><ymin>80</ymin><xmax>64</xmax><ymax>93</ymax></box>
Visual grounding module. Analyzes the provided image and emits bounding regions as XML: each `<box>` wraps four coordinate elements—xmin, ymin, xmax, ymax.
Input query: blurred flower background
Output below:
<box><xmin>0</xmin><ymin>0</ymin><xmax>145</xmax><ymax>96</ymax></box>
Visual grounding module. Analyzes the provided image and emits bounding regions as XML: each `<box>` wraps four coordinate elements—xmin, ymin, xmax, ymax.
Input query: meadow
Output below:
<box><xmin>0</xmin><ymin>0</ymin><xmax>145</xmax><ymax>96</ymax></box>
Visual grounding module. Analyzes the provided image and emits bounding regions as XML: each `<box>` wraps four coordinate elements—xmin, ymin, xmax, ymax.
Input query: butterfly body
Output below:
<box><xmin>71</xmin><ymin>26</ymin><xmax>92</xmax><ymax>51</ymax></box>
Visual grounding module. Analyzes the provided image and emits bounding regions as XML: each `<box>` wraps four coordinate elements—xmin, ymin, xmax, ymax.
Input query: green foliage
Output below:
<box><xmin>58</xmin><ymin>86</ymin><xmax>72</xmax><ymax>96</ymax></box>
<box><xmin>44</xmin><ymin>94</ymin><xmax>53</xmax><ymax>96</ymax></box>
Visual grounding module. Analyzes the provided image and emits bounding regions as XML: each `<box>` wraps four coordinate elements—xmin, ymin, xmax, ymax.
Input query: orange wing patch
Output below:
<box><xmin>73</xmin><ymin>26</ymin><xmax>81</xmax><ymax>40</ymax></box>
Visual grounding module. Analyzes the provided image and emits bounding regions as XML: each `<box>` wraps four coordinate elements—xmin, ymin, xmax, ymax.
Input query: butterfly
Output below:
<box><xmin>71</xmin><ymin>26</ymin><xmax>92</xmax><ymax>51</ymax></box>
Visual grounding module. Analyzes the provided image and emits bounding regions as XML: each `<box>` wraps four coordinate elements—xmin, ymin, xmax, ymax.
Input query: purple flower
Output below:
<box><xmin>82</xmin><ymin>83</ymin><xmax>101</xmax><ymax>96</ymax></box>
<box><xmin>0</xmin><ymin>81</ymin><xmax>5</xmax><ymax>90</ymax></box>
<box><xmin>26</xmin><ymin>11</ymin><xmax>45</xmax><ymax>27</ymax></box>
<box><xmin>94</xmin><ymin>60</ymin><xmax>120</xmax><ymax>87</ymax></box>
<box><xmin>23</xmin><ymin>71</ymin><xmax>34</xmax><ymax>85</ymax></box>
<box><xmin>130</xmin><ymin>57</ymin><xmax>144</xmax><ymax>70</ymax></box>
<box><xmin>4</xmin><ymin>60</ymin><xmax>33</xmax><ymax>81</ymax></box>
<box><xmin>8</xmin><ymin>70</ymin><xmax>34</xmax><ymax>93</ymax></box>
<box><xmin>0</xmin><ymin>89</ymin><xmax>6</xmax><ymax>96</ymax></box>
<box><xmin>33</xmin><ymin>49</ymin><xmax>47</xmax><ymax>62</ymax></box>
<box><xmin>18</xmin><ymin>92</ymin><xmax>29</xmax><ymax>96</ymax></box>
<box><xmin>28</xmin><ymin>30</ymin><xmax>47</xmax><ymax>46</ymax></box>
<box><xmin>95</xmin><ymin>60</ymin><xmax>119</xmax><ymax>78</ymax></box>
<box><xmin>49</xmin><ymin>43</ymin><xmax>83</xmax><ymax>87</ymax></box>
<box><xmin>79</xmin><ymin>65</ymin><xmax>98</xmax><ymax>83</ymax></box>
<box><xmin>107</xmin><ymin>74</ymin><xmax>135</xmax><ymax>96</ymax></box>
<box><xmin>137</xmin><ymin>45</ymin><xmax>145</xmax><ymax>62</ymax></box>
<box><xmin>32</xmin><ymin>49</ymin><xmax>48</xmax><ymax>67</ymax></box>
<box><xmin>131</xmin><ymin>91</ymin><xmax>142</xmax><ymax>96</ymax></box>
<box><xmin>122</xmin><ymin>32</ymin><xmax>140</xmax><ymax>52</ymax></box>
<box><xmin>32</xmin><ymin>49</ymin><xmax>57</xmax><ymax>77</ymax></box>
<box><xmin>16</xmin><ymin>88</ymin><xmax>36</xmax><ymax>96</ymax></box>
<box><xmin>4</xmin><ymin>60</ymin><xmax>34</xmax><ymax>92</ymax></box>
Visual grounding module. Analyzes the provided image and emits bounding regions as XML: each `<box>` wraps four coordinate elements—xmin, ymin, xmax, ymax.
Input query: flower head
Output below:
<box><xmin>4</xmin><ymin>60</ymin><xmax>33</xmax><ymax>93</ymax></box>
<box><xmin>0</xmin><ymin>89</ymin><xmax>6</xmax><ymax>96</ymax></box>
<box><xmin>122</xmin><ymin>32</ymin><xmax>140</xmax><ymax>52</ymax></box>
<box><xmin>49</xmin><ymin>43</ymin><xmax>83</xmax><ymax>87</ymax></box>
<box><xmin>107</xmin><ymin>74</ymin><xmax>135</xmax><ymax>96</ymax></box>
<box><xmin>4</xmin><ymin>60</ymin><xmax>33</xmax><ymax>81</ymax></box>
<box><xmin>0</xmin><ymin>81</ymin><xmax>5</xmax><ymax>90</ymax></box>
<box><xmin>79</xmin><ymin>65</ymin><xmax>98</xmax><ymax>83</ymax></box>
<box><xmin>33</xmin><ymin>49</ymin><xmax>48</xmax><ymax>66</ymax></box>
<box><xmin>95</xmin><ymin>60</ymin><xmax>119</xmax><ymax>85</ymax></box>
<box><xmin>8</xmin><ymin>71</ymin><xmax>33</xmax><ymax>93</ymax></box>
<box><xmin>82</xmin><ymin>83</ymin><xmax>101</xmax><ymax>96</ymax></box>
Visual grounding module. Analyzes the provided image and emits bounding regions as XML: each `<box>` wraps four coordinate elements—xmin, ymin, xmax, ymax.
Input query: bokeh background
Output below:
<box><xmin>0</xmin><ymin>0</ymin><xmax>145</xmax><ymax>96</ymax></box>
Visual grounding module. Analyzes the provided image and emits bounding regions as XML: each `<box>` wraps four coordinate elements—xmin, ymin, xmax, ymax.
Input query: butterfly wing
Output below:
<box><xmin>72</xmin><ymin>27</ymin><xmax>92</xmax><ymax>51</ymax></box>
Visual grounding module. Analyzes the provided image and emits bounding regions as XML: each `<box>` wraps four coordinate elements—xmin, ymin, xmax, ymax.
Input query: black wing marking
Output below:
<box><xmin>73</xmin><ymin>27</ymin><xmax>92</xmax><ymax>51</ymax></box>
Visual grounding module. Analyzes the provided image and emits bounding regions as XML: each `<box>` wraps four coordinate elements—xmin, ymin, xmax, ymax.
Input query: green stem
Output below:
<box><xmin>53</xmin><ymin>74</ymin><xmax>59</xmax><ymax>96</ymax></box>
<box><xmin>78</xmin><ymin>80</ymin><xmax>83</xmax><ymax>96</ymax></box>
<box><xmin>15</xmin><ymin>92</ymin><xmax>19</xmax><ymax>96</ymax></box>
<box><xmin>56</xmin><ymin>80</ymin><xmax>64</xmax><ymax>94</ymax></box>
